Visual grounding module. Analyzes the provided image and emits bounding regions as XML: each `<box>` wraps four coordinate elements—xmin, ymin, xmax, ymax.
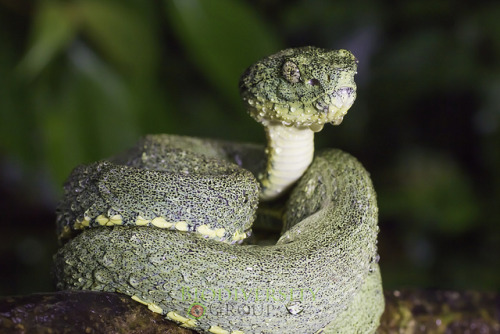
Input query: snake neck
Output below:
<box><xmin>259</xmin><ymin>121</ymin><xmax>314</xmax><ymax>200</ymax></box>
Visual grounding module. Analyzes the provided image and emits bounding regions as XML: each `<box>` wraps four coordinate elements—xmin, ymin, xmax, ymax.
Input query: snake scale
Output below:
<box><xmin>54</xmin><ymin>47</ymin><xmax>384</xmax><ymax>333</ymax></box>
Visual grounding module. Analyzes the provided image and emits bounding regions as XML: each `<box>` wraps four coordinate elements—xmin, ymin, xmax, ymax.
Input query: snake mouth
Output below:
<box><xmin>243</xmin><ymin>89</ymin><xmax>356</xmax><ymax>130</ymax></box>
<box><xmin>243</xmin><ymin>85</ymin><xmax>356</xmax><ymax>128</ymax></box>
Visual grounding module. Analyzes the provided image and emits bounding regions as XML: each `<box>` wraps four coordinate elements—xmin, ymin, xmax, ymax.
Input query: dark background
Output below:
<box><xmin>1</xmin><ymin>0</ymin><xmax>499</xmax><ymax>296</ymax></box>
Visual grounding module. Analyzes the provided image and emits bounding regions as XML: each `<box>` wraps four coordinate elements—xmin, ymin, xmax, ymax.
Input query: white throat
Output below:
<box><xmin>259</xmin><ymin>122</ymin><xmax>314</xmax><ymax>200</ymax></box>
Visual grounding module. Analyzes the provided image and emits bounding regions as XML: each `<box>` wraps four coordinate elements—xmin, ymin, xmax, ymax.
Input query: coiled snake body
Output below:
<box><xmin>54</xmin><ymin>47</ymin><xmax>384</xmax><ymax>333</ymax></box>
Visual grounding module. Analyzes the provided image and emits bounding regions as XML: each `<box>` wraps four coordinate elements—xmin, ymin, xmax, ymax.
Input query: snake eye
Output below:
<box><xmin>282</xmin><ymin>61</ymin><xmax>301</xmax><ymax>83</ymax></box>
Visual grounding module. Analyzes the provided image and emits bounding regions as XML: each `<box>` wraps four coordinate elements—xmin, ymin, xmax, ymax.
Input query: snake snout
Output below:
<box><xmin>334</xmin><ymin>86</ymin><xmax>356</xmax><ymax>108</ymax></box>
<box><xmin>319</xmin><ymin>86</ymin><xmax>356</xmax><ymax>125</ymax></box>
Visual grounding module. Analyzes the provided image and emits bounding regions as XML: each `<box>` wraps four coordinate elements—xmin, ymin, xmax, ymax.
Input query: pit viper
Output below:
<box><xmin>54</xmin><ymin>46</ymin><xmax>384</xmax><ymax>333</ymax></box>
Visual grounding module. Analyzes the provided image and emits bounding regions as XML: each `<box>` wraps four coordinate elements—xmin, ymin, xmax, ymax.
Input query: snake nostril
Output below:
<box><xmin>307</xmin><ymin>78</ymin><xmax>320</xmax><ymax>86</ymax></box>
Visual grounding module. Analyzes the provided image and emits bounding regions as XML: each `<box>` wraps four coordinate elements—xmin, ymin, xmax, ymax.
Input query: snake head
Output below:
<box><xmin>239</xmin><ymin>46</ymin><xmax>357</xmax><ymax>132</ymax></box>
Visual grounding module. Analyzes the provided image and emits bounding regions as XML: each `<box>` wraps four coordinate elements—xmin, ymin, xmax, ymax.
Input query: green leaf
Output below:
<box><xmin>165</xmin><ymin>0</ymin><xmax>283</xmax><ymax>105</ymax></box>
<box><xmin>36</xmin><ymin>46</ymin><xmax>143</xmax><ymax>188</ymax></box>
<box><xmin>79</xmin><ymin>1</ymin><xmax>159</xmax><ymax>79</ymax></box>
<box><xmin>18</xmin><ymin>1</ymin><xmax>78</xmax><ymax>78</ymax></box>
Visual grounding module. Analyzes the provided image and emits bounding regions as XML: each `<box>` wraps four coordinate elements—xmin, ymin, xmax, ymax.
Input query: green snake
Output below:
<box><xmin>54</xmin><ymin>47</ymin><xmax>384</xmax><ymax>333</ymax></box>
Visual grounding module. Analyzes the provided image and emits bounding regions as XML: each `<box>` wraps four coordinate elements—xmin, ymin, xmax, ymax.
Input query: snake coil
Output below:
<box><xmin>54</xmin><ymin>47</ymin><xmax>384</xmax><ymax>334</ymax></box>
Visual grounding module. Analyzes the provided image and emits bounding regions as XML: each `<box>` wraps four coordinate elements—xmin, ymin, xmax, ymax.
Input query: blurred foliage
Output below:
<box><xmin>0</xmin><ymin>0</ymin><xmax>499</xmax><ymax>295</ymax></box>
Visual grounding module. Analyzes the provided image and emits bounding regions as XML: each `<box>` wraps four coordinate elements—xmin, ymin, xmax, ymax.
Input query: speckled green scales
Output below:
<box><xmin>57</xmin><ymin>135</ymin><xmax>260</xmax><ymax>244</ymax></box>
<box><xmin>55</xmin><ymin>143</ymin><xmax>383</xmax><ymax>333</ymax></box>
<box><xmin>240</xmin><ymin>47</ymin><xmax>357</xmax><ymax>129</ymax></box>
<box><xmin>54</xmin><ymin>46</ymin><xmax>384</xmax><ymax>333</ymax></box>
